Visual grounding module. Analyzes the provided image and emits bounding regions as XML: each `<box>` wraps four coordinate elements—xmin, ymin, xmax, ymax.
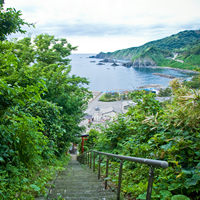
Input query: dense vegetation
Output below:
<box><xmin>96</xmin><ymin>30</ymin><xmax>200</xmax><ymax>70</ymax></box>
<box><xmin>158</xmin><ymin>87</ymin><xmax>172</xmax><ymax>97</ymax></box>
<box><xmin>84</xmin><ymin>79</ymin><xmax>200</xmax><ymax>200</ymax></box>
<box><xmin>99</xmin><ymin>87</ymin><xmax>173</xmax><ymax>102</ymax></box>
<box><xmin>0</xmin><ymin>3</ymin><xmax>91</xmax><ymax>199</ymax></box>
<box><xmin>182</xmin><ymin>75</ymin><xmax>200</xmax><ymax>89</ymax></box>
<box><xmin>131</xmin><ymin>46</ymin><xmax>172</xmax><ymax>66</ymax></box>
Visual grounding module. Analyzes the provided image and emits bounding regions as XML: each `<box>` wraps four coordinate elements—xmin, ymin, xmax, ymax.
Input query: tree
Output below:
<box><xmin>8</xmin><ymin>34</ymin><xmax>92</xmax><ymax>154</ymax></box>
<box><xmin>0</xmin><ymin>3</ymin><xmax>91</xmax><ymax>198</ymax></box>
<box><xmin>0</xmin><ymin>2</ymin><xmax>32</xmax><ymax>41</ymax></box>
<box><xmin>1</xmin><ymin>33</ymin><xmax>92</xmax><ymax>156</ymax></box>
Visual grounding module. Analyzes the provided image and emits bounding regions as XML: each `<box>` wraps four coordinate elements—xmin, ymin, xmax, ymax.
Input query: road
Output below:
<box><xmin>86</xmin><ymin>92</ymin><xmax>123</xmax><ymax>116</ymax></box>
<box><xmin>172</xmin><ymin>53</ymin><xmax>184</xmax><ymax>63</ymax></box>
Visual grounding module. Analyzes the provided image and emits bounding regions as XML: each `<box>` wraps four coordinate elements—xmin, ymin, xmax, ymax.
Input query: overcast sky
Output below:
<box><xmin>4</xmin><ymin>0</ymin><xmax>200</xmax><ymax>54</ymax></box>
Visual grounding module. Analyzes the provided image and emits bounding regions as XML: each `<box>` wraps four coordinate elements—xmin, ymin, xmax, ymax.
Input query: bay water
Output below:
<box><xmin>69</xmin><ymin>54</ymin><xmax>193</xmax><ymax>91</ymax></box>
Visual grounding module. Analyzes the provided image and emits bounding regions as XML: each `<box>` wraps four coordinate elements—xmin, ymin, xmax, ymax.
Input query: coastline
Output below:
<box><xmin>70</xmin><ymin>54</ymin><xmax>199</xmax><ymax>91</ymax></box>
<box><xmin>142</xmin><ymin>65</ymin><xmax>199</xmax><ymax>74</ymax></box>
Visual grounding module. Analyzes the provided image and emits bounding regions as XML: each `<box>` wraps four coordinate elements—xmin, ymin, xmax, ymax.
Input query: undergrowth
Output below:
<box><xmin>0</xmin><ymin>154</ymin><xmax>70</xmax><ymax>200</ymax></box>
<box><xmin>83</xmin><ymin>79</ymin><xmax>200</xmax><ymax>200</ymax></box>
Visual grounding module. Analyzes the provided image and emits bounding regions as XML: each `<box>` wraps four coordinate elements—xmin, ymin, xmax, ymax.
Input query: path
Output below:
<box><xmin>172</xmin><ymin>53</ymin><xmax>184</xmax><ymax>63</ymax></box>
<box><xmin>47</xmin><ymin>160</ymin><xmax>117</xmax><ymax>199</ymax></box>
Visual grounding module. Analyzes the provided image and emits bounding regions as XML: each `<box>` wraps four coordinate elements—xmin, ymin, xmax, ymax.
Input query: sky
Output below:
<box><xmin>4</xmin><ymin>0</ymin><xmax>200</xmax><ymax>54</ymax></box>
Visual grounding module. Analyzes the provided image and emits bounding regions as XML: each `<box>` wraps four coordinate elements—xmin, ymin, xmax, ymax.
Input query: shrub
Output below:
<box><xmin>158</xmin><ymin>87</ymin><xmax>172</xmax><ymax>97</ymax></box>
<box><xmin>183</xmin><ymin>75</ymin><xmax>200</xmax><ymax>89</ymax></box>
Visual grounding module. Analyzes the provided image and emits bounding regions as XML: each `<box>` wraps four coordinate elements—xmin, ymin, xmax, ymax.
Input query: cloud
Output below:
<box><xmin>29</xmin><ymin>19</ymin><xmax>200</xmax><ymax>39</ymax></box>
<box><xmin>9</xmin><ymin>18</ymin><xmax>200</xmax><ymax>49</ymax></box>
<box><xmin>4</xmin><ymin>0</ymin><xmax>200</xmax><ymax>53</ymax></box>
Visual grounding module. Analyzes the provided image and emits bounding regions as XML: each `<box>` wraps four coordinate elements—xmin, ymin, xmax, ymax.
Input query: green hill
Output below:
<box><xmin>96</xmin><ymin>30</ymin><xmax>200</xmax><ymax>70</ymax></box>
<box><xmin>131</xmin><ymin>46</ymin><xmax>172</xmax><ymax>67</ymax></box>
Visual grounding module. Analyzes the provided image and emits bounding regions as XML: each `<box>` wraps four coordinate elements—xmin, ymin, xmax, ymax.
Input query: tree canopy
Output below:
<box><xmin>0</xmin><ymin>2</ymin><xmax>33</xmax><ymax>41</ymax></box>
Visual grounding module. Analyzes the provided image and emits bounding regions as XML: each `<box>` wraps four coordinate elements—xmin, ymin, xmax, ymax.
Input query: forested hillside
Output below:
<box><xmin>95</xmin><ymin>30</ymin><xmax>200</xmax><ymax>70</ymax></box>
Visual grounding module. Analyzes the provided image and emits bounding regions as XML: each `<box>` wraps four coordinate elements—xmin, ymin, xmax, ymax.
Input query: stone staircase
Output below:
<box><xmin>46</xmin><ymin>160</ymin><xmax>117</xmax><ymax>200</ymax></box>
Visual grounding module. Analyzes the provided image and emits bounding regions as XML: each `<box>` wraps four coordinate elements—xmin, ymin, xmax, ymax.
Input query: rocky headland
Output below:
<box><xmin>91</xmin><ymin>55</ymin><xmax>157</xmax><ymax>68</ymax></box>
<box><xmin>90</xmin><ymin>29</ymin><xmax>200</xmax><ymax>73</ymax></box>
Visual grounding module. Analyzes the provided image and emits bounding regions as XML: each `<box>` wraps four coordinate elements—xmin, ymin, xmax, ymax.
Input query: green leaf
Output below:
<box><xmin>160</xmin><ymin>141</ymin><xmax>172</xmax><ymax>151</ymax></box>
<box><xmin>0</xmin><ymin>191</ymin><xmax>5</xmax><ymax>198</ymax></box>
<box><xmin>182</xmin><ymin>169</ymin><xmax>195</xmax><ymax>174</ymax></box>
<box><xmin>160</xmin><ymin>190</ymin><xmax>172</xmax><ymax>199</ymax></box>
<box><xmin>197</xmin><ymin>163</ymin><xmax>200</xmax><ymax>169</ymax></box>
<box><xmin>195</xmin><ymin>151</ymin><xmax>200</xmax><ymax>157</ymax></box>
<box><xmin>184</xmin><ymin>174</ymin><xmax>200</xmax><ymax>189</ymax></box>
<box><xmin>171</xmin><ymin>195</ymin><xmax>190</xmax><ymax>200</ymax></box>
<box><xmin>30</xmin><ymin>184</ymin><xmax>40</xmax><ymax>192</ymax></box>
<box><xmin>168</xmin><ymin>183</ymin><xmax>182</xmax><ymax>190</ymax></box>
<box><xmin>193</xmin><ymin>174</ymin><xmax>200</xmax><ymax>181</ymax></box>
<box><xmin>137</xmin><ymin>192</ymin><xmax>146</xmax><ymax>200</ymax></box>
<box><xmin>184</xmin><ymin>178</ymin><xmax>197</xmax><ymax>189</ymax></box>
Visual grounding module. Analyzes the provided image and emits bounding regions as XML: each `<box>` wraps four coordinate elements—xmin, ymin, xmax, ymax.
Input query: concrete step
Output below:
<box><xmin>46</xmin><ymin>160</ymin><xmax>117</xmax><ymax>200</ymax></box>
<box><xmin>48</xmin><ymin>197</ymin><xmax>116</xmax><ymax>200</ymax></box>
<box><xmin>53</xmin><ymin>183</ymin><xmax>104</xmax><ymax>189</ymax></box>
<box><xmin>56</xmin><ymin>173</ymin><xmax>99</xmax><ymax>179</ymax></box>
<box><xmin>48</xmin><ymin>191</ymin><xmax>116</xmax><ymax>198</ymax></box>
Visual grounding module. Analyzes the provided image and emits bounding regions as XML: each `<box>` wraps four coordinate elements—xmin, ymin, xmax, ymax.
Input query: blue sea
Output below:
<box><xmin>69</xmin><ymin>54</ymin><xmax>193</xmax><ymax>91</ymax></box>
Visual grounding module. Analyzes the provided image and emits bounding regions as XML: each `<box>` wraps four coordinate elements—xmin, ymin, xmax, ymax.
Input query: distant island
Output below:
<box><xmin>91</xmin><ymin>29</ymin><xmax>200</xmax><ymax>71</ymax></box>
